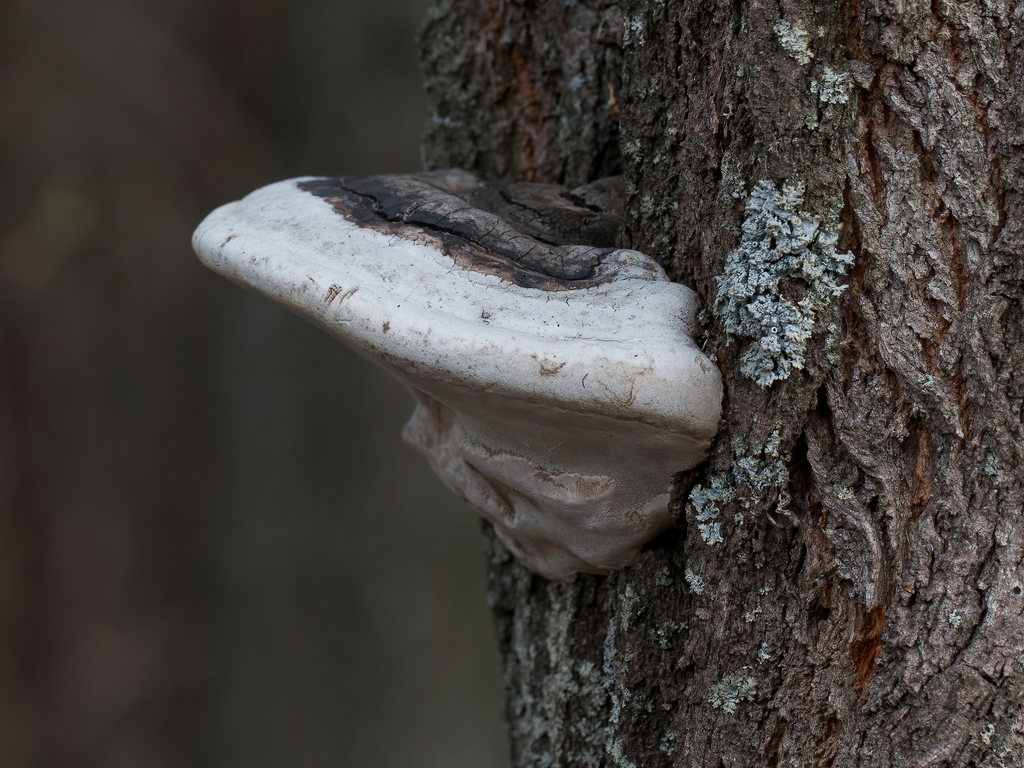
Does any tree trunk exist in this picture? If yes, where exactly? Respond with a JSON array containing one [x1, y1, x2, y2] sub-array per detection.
[[421, 0, 1024, 765]]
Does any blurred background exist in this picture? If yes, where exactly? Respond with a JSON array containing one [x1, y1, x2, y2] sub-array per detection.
[[0, 0, 510, 766]]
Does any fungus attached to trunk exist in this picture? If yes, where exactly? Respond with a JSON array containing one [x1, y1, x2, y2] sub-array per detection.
[[193, 170, 722, 580]]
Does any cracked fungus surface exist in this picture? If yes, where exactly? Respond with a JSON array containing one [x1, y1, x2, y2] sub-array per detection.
[[715, 180, 853, 387]]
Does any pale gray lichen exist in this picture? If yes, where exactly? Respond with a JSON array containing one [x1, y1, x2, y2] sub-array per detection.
[[811, 66, 853, 104], [650, 623, 676, 649], [775, 20, 814, 65], [984, 455, 1000, 476], [624, 15, 645, 46], [715, 181, 854, 387], [708, 673, 758, 714], [687, 430, 791, 535], [430, 112, 461, 128], [658, 730, 676, 757], [655, 566, 674, 587], [979, 723, 996, 747], [730, 431, 791, 513], [685, 569, 707, 595], [824, 321, 842, 364], [688, 475, 730, 545], [733, 455, 789, 507]]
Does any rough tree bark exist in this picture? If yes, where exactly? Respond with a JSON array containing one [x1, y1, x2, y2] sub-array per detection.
[[421, 1, 1024, 765]]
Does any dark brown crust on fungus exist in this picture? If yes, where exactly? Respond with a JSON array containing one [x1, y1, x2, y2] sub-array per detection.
[[298, 172, 638, 291]]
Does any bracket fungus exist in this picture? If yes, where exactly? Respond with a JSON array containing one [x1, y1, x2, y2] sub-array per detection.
[[193, 170, 722, 580]]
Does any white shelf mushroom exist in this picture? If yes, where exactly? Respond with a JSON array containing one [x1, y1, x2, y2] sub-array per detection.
[[193, 170, 722, 580]]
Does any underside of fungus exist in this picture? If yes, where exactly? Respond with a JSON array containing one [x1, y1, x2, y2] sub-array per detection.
[[193, 169, 723, 580]]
